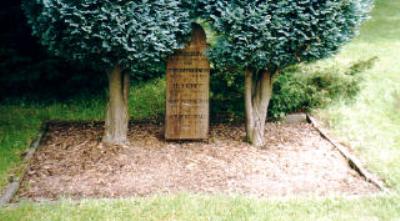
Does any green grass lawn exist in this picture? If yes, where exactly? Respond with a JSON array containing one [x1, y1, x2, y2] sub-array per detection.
[[315, 0, 400, 192], [0, 195, 400, 221], [1, 0, 400, 220]]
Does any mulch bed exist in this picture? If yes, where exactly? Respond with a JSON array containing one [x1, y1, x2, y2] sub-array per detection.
[[15, 122, 379, 201]]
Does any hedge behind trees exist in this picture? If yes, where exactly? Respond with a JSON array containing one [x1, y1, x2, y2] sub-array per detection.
[[210, 57, 376, 122]]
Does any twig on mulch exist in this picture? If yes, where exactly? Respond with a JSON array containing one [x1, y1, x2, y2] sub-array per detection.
[[306, 114, 389, 193], [0, 123, 48, 206]]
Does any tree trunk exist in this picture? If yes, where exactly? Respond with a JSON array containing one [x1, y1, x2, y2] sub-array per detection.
[[103, 65, 130, 145], [244, 68, 274, 147]]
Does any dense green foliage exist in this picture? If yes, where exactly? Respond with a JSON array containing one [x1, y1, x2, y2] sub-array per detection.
[[211, 57, 375, 121], [203, 0, 373, 73], [269, 57, 376, 118], [22, 0, 192, 75]]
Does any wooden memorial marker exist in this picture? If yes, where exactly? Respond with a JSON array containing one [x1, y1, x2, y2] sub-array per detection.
[[165, 24, 210, 140]]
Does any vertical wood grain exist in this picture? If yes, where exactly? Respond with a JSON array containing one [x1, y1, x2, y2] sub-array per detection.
[[165, 24, 210, 140]]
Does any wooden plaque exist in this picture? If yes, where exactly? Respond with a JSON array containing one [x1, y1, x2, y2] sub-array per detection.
[[165, 24, 210, 140]]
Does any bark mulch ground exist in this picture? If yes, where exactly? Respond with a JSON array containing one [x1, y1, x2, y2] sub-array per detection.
[[16, 122, 379, 201]]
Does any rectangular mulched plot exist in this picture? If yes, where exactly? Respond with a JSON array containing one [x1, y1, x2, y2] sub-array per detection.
[[15, 122, 379, 201]]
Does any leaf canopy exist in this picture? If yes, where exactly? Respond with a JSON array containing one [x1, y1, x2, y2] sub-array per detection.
[[23, 0, 373, 76], [199, 0, 373, 73], [23, 0, 192, 74]]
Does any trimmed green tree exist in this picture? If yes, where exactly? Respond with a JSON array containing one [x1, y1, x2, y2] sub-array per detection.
[[23, 0, 192, 145], [203, 0, 373, 146]]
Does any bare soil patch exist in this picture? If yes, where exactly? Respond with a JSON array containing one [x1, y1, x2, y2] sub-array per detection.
[[16, 122, 378, 201]]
